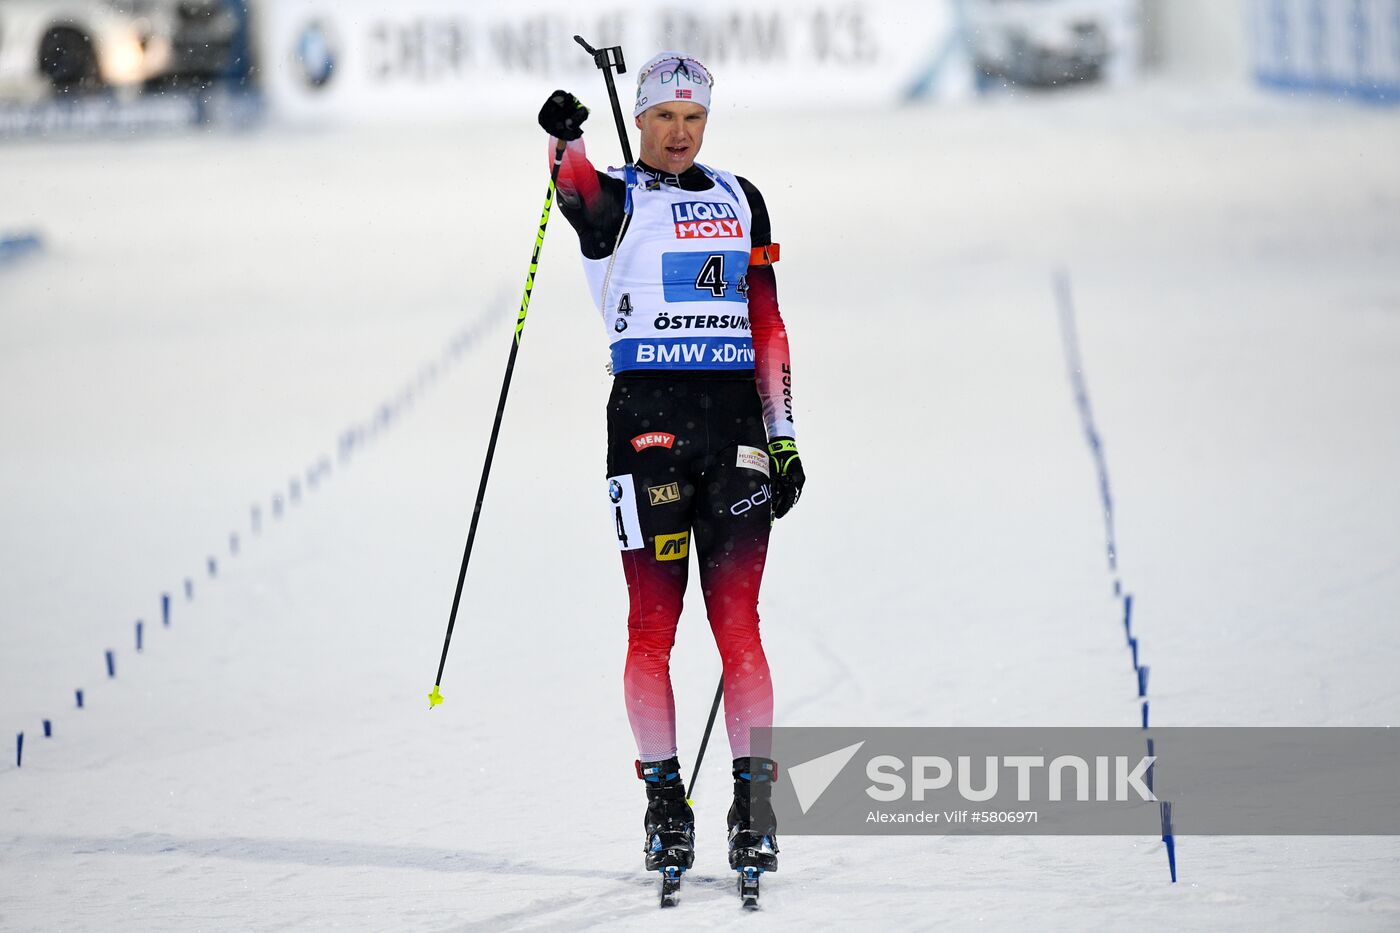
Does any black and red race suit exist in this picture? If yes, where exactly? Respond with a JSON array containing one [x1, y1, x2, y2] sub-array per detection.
[[553, 137, 795, 761]]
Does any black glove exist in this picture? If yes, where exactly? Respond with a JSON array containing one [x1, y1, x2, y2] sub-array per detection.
[[538, 90, 589, 141], [768, 437, 805, 519]]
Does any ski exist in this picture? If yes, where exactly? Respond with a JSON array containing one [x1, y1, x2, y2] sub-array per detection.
[[737, 866, 761, 909], [659, 866, 684, 908], [729, 836, 776, 910]]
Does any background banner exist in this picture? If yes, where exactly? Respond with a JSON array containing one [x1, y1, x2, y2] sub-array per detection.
[[256, 0, 971, 123], [1249, 0, 1400, 104]]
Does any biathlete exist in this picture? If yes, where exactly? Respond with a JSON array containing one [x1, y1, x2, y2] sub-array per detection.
[[538, 52, 806, 886]]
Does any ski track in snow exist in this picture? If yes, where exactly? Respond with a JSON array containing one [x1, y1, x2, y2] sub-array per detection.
[[3, 85, 1400, 930]]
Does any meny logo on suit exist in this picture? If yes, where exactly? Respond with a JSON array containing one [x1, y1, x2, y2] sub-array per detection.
[[673, 202, 744, 239]]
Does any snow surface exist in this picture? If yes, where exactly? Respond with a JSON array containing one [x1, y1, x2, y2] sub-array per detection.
[[3, 82, 1400, 930]]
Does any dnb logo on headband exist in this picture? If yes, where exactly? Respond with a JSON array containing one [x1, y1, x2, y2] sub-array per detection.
[[673, 202, 744, 239], [661, 59, 709, 88]]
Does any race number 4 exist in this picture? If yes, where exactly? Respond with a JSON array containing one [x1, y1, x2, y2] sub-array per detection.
[[695, 255, 728, 297], [661, 251, 750, 304]]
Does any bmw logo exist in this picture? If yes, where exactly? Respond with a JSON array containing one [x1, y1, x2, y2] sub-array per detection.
[[614, 317, 628, 333], [295, 20, 337, 89], [609, 480, 623, 503]]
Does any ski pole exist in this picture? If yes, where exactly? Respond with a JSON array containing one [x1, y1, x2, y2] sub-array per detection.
[[572, 36, 637, 332], [686, 677, 725, 804], [572, 36, 633, 164], [428, 138, 568, 709]]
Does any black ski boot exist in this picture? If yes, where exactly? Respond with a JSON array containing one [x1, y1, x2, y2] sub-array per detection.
[[727, 756, 779, 873], [638, 757, 695, 874]]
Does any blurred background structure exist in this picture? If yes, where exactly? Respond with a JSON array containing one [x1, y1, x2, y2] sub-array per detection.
[[1, 0, 1398, 135]]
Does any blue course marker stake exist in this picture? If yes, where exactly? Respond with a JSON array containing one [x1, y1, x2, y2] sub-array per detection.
[[105, 650, 116, 678], [15, 733, 21, 768], [1137, 665, 1150, 698], [1160, 801, 1178, 882], [273, 495, 283, 518], [251, 505, 261, 534], [290, 479, 301, 502], [230, 533, 239, 555], [1123, 594, 1134, 644], [0, 232, 43, 264], [1114, 579, 1122, 597], [1145, 737, 1155, 794], [162, 592, 171, 627], [1141, 700, 1150, 729], [185, 578, 194, 600], [207, 556, 217, 578], [136, 621, 144, 653], [1129, 637, 1139, 671], [43, 720, 52, 738], [76, 689, 84, 708]]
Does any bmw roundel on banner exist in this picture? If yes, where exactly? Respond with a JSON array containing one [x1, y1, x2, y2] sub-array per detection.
[[294, 20, 338, 90]]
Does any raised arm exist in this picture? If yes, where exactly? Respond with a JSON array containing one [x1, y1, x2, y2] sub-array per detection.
[[538, 90, 626, 260]]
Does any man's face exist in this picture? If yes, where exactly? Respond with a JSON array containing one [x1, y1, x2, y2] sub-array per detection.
[[635, 102, 708, 174]]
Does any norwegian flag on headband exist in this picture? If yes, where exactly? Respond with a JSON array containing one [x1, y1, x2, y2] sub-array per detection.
[[675, 89, 692, 99]]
